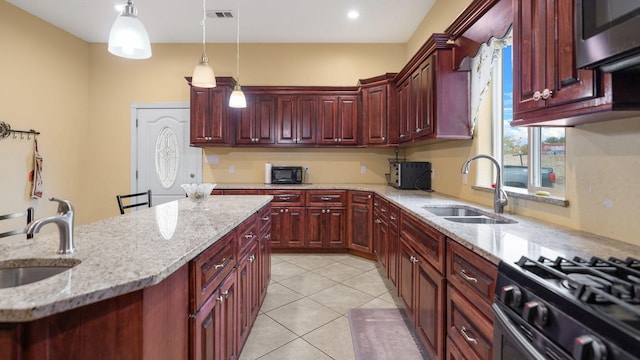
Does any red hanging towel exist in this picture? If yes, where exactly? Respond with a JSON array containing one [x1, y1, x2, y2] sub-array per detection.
[[30, 139, 43, 199]]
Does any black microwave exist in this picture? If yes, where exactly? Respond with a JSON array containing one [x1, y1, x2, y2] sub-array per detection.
[[271, 166, 303, 184], [576, 0, 640, 72]]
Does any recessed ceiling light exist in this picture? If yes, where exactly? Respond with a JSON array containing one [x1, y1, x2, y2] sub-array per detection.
[[347, 10, 360, 19]]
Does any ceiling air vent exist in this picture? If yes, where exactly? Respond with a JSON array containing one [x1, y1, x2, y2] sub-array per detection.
[[207, 10, 234, 19]]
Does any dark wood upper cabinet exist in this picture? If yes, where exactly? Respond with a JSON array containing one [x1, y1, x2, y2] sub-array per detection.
[[510, 0, 640, 126], [277, 95, 317, 145], [393, 34, 472, 143], [236, 94, 277, 145], [360, 74, 398, 146], [187, 77, 235, 146], [317, 95, 359, 146]]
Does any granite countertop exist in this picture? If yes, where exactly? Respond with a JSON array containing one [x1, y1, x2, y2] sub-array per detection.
[[2, 184, 639, 323], [218, 183, 640, 264], [0, 195, 273, 322]]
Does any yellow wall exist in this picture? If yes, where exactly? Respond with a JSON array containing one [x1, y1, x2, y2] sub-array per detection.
[[0, 2, 89, 234], [4, 0, 640, 247]]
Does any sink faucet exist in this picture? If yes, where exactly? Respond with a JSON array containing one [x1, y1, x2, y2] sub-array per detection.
[[26, 197, 75, 254], [461, 154, 508, 214]]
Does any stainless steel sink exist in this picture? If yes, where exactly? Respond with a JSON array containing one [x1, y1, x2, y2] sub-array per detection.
[[0, 259, 80, 289], [423, 206, 483, 217], [423, 205, 517, 224], [443, 216, 517, 224]]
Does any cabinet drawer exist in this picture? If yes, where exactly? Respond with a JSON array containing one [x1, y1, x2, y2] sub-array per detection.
[[265, 190, 305, 206], [307, 190, 347, 207], [257, 205, 271, 235], [447, 286, 493, 360], [190, 231, 236, 311], [351, 191, 373, 205], [373, 194, 388, 220], [400, 212, 445, 273], [237, 213, 258, 255], [446, 240, 497, 319], [223, 189, 264, 195]]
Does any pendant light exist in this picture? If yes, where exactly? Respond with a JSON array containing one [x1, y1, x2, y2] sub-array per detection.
[[108, 0, 152, 59], [228, 0, 247, 108], [192, 0, 216, 88]]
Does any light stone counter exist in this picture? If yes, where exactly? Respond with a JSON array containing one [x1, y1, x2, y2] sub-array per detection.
[[0, 195, 273, 322], [218, 183, 640, 265]]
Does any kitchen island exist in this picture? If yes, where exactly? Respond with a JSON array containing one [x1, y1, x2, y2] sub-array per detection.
[[0, 195, 273, 359]]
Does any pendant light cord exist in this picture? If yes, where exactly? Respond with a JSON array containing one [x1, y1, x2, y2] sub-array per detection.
[[235, 0, 241, 82], [201, 0, 207, 57]]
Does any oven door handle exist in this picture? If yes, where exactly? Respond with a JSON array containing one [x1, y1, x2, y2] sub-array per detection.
[[492, 303, 548, 360]]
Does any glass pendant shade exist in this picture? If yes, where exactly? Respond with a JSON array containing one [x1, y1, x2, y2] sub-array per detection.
[[108, 1, 152, 59], [229, 84, 247, 108], [192, 53, 216, 88]]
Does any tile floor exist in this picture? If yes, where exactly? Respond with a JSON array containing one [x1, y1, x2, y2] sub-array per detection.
[[239, 253, 405, 360]]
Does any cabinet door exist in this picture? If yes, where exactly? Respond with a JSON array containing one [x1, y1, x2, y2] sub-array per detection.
[[191, 287, 223, 360], [349, 202, 372, 253], [415, 253, 445, 360], [513, 0, 598, 117], [397, 79, 412, 143], [273, 207, 305, 248], [388, 219, 399, 286], [258, 231, 271, 303], [415, 58, 434, 139], [277, 96, 316, 145], [219, 271, 237, 360], [236, 246, 254, 352], [306, 207, 345, 248], [363, 84, 388, 145], [337, 96, 359, 145], [237, 95, 277, 145], [317, 96, 340, 144], [0, 325, 19, 360], [190, 87, 228, 145], [398, 239, 415, 319]]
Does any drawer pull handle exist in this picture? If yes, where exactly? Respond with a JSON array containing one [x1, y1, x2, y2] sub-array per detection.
[[262, 216, 269, 221], [320, 197, 332, 201], [214, 258, 227, 269], [381, 208, 387, 212], [244, 233, 254, 239], [217, 295, 224, 303], [375, 219, 382, 224], [249, 255, 256, 263], [460, 326, 478, 346], [460, 269, 478, 283], [410, 256, 419, 264], [390, 215, 397, 220]]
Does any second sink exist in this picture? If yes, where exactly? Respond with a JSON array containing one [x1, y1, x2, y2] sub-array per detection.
[[0, 259, 80, 289]]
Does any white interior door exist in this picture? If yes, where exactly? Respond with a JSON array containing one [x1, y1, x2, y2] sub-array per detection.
[[135, 106, 202, 206]]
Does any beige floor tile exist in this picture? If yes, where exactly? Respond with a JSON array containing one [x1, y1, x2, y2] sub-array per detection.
[[270, 255, 285, 265], [358, 296, 399, 309], [270, 261, 308, 282], [283, 254, 342, 270], [303, 316, 356, 360], [260, 282, 305, 312], [266, 297, 341, 336], [309, 283, 374, 315], [312, 261, 365, 282], [259, 338, 332, 360], [278, 271, 338, 296], [377, 290, 406, 308], [238, 314, 298, 360], [341, 269, 395, 297], [338, 255, 378, 271]]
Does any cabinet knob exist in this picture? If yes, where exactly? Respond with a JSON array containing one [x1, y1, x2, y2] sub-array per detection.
[[262, 216, 270, 221], [249, 255, 255, 262], [244, 233, 254, 239], [375, 219, 382, 224], [334, 138, 339, 142], [532, 89, 553, 101], [381, 136, 386, 141], [399, 134, 405, 138], [415, 127, 421, 132], [322, 209, 326, 213]]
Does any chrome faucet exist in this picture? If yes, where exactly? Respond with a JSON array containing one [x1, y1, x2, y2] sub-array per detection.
[[461, 154, 508, 214], [26, 197, 75, 254]]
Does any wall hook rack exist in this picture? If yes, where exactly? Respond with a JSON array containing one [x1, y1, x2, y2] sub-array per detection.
[[0, 121, 40, 141]]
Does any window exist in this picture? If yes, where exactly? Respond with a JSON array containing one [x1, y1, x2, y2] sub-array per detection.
[[493, 43, 565, 194]]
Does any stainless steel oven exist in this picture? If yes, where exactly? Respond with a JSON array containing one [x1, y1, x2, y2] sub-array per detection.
[[493, 256, 640, 360]]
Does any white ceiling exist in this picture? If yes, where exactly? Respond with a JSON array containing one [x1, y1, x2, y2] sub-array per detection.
[[7, 0, 437, 44]]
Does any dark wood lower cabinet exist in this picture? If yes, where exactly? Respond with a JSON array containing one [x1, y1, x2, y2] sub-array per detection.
[[270, 206, 306, 248], [191, 270, 237, 360], [398, 237, 445, 360], [348, 192, 373, 253], [306, 207, 346, 248]]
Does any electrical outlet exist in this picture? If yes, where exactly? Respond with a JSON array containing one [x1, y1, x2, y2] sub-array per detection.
[[431, 168, 435, 178], [304, 166, 310, 174]]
